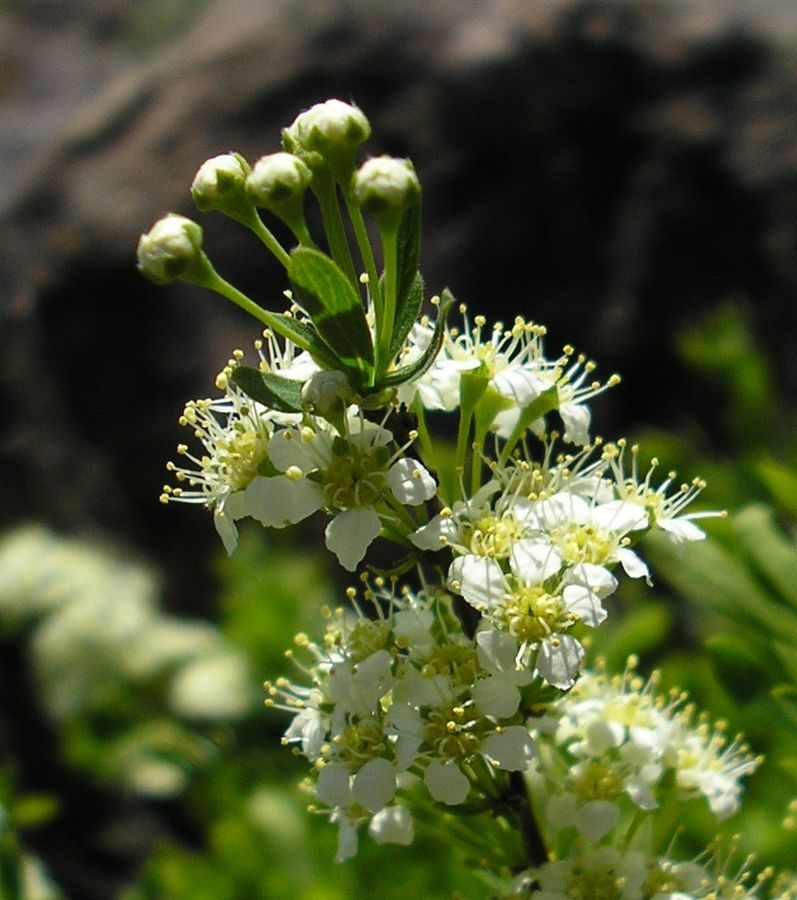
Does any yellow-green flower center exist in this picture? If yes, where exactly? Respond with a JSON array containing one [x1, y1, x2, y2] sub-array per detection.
[[322, 446, 387, 510], [564, 863, 623, 900], [465, 514, 524, 558], [498, 585, 572, 643], [573, 761, 623, 802], [554, 523, 614, 565], [334, 716, 385, 764], [424, 703, 487, 761], [421, 645, 479, 689]]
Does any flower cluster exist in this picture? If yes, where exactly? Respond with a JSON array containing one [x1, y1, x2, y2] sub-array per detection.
[[530, 660, 762, 845], [139, 98, 788, 891]]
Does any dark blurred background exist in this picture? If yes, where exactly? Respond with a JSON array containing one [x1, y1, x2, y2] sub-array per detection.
[[1, 0, 795, 895]]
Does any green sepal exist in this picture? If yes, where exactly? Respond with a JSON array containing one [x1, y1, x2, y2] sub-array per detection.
[[258, 310, 341, 372], [378, 289, 454, 389], [388, 271, 424, 362], [230, 366, 303, 413], [288, 247, 374, 389]]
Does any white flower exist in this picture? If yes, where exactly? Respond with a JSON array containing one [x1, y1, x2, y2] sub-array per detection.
[[245, 415, 435, 570], [352, 156, 420, 216], [368, 805, 414, 846], [168, 651, 254, 721], [448, 541, 612, 689], [424, 759, 471, 805]]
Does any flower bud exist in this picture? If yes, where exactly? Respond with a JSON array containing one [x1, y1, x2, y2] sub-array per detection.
[[301, 369, 355, 418], [283, 99, 370, 173], [137, 214, 204, 284], [247, 152, 313, 210], [191, 153, 250, 213], [352, 156, 420, 221]]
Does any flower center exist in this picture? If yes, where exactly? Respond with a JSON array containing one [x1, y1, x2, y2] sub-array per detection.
[[573, 761, 624, 801], [347, 619, 390, 662], [564, 863, 624, 900], [553, 523, 614, 565], [424, 703, 488, 761], [466, 514, 524, 558], [321, 445, 388, 510], [498, 585, 572, 643], [421, 645, 479, 688], [334, 716, 385, 764]]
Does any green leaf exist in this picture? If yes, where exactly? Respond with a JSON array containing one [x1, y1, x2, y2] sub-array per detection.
[[288, 247, 374, 388], [388, 271, 424, 362], [230, 367, 303, 413], [705, 632, 774, 702], [733, 503, 797, 610], [378, 289, 454, 389], [258, 311, 341, 371], [395, 198, 421, 314], [757, 458, 797, 520]]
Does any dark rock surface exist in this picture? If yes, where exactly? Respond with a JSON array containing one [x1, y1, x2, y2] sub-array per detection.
[[0, 1, 795, 894]]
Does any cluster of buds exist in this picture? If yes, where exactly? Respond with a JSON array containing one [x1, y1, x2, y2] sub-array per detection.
[[138, 99, 791, 892]]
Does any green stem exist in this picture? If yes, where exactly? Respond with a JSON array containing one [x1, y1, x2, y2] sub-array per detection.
[[242, 212, 291, 269], [377, 223, 400, 375], [189, 259, 276, 328], [343, 192, 381, 310], [313, 171, 357, 285], [454, 406, 474, 503]]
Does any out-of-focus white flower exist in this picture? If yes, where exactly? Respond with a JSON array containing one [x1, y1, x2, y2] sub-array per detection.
[[191, 152, 250, 212], [169, 651, 255, 721]]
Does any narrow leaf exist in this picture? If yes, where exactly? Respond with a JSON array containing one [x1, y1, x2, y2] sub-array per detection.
[[388, 271, 424, 362], [288, 247, 374, 387], [231, 367, 303, 413], [733, 504, 797, 610], [378, 289, 454, 389], [395, 198, 421, 312]]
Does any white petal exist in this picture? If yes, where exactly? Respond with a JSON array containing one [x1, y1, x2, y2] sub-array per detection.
[[214, 507, 239, 555], [575, 800, 620, 841], [449, 555, 506, 610], [536, 635, 584, 689], [352, 758, 396, 812], [562, 584, 607, 628], [387, 458, 437, 505], [410, 514, 457, 551], [476, 628, 519, 673], [424, 761, 470, 805], [509, 540, 563, 584], [325, 508, 381, 571], [317, 764, 351, 807], [659, 518, 706, 542], [245, 475, 321, 527], [592, 500, 648, 533], [267, 427, 320, 472], [615, 547, 651, 581], [368, 806, 414, 845], [493, 367, 548, 407], [480, 726, 535, 770], [559, 402, 591, 446], [334, 815, 359, 862], [472, 676, 520, 719]]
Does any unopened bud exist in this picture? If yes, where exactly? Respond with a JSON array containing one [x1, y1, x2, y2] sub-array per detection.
[[352, 156, 420, 221], [247, 152, 313, 210], [301, 369, 354, 418], [190, 152, 255, 227], [283, 99, 370, 175], [137, 214, 203, 284]]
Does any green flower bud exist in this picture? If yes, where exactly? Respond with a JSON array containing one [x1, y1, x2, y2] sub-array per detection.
[[136, 214, 204, 284], [301, 369, 355, 420], [283, 99, 371, 176], [247, 152, 313, 209], [352, 156, 420, 222], [191, 152, 251, 214]]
